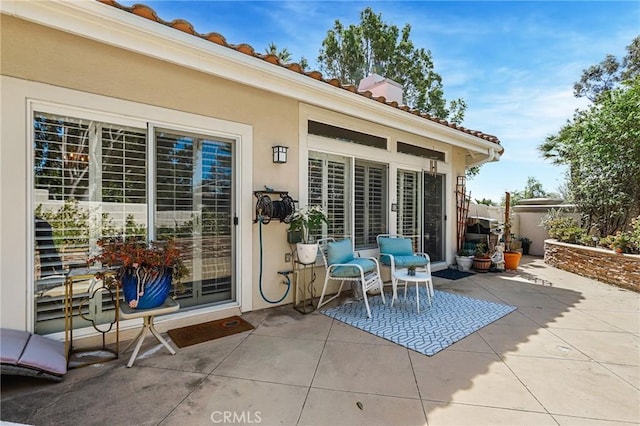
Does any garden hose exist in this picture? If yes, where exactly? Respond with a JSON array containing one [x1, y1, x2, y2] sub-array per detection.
[[258, 214, 290, 304]]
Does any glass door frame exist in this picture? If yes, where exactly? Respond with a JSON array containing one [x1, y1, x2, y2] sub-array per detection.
[[149, 125, 237, 309], [27, 94, 254, 335], [422, 172, 446, 262]]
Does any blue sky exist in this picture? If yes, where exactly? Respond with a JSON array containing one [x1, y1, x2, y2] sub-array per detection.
[[120, 0, 639, 203]]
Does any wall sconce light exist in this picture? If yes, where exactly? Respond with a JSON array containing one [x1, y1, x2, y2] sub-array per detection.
[[272, 145, 288, 164]]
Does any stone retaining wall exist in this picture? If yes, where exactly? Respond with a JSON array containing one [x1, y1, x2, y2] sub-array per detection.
[[544, 239, 639, 292]]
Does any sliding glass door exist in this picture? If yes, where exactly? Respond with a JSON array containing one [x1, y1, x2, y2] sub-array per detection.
[[423, 173, 445, 262], [155, 129, 235, 308], [396, 169, 445, 261]]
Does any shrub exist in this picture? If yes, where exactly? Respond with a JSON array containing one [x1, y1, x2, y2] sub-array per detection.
[[541, 209, 586, 243], [542, 210, 639, 254], [628, 216, 640, 253], [557, 226, 587, 244], [602, 216, 640, 254]]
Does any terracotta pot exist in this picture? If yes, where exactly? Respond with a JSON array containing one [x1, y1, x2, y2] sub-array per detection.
[[504, 251, 522, 270]]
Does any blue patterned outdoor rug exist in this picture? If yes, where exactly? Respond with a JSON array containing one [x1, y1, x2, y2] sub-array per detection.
[[321, 289, 516, 356]]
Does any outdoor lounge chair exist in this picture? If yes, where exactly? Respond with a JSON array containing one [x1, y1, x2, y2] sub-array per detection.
[[317, 238, 385, 318], [1, 328, 67, 381]]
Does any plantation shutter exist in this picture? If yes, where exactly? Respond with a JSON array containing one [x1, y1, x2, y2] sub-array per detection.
[[34, 113, 91, 272], [397, 169, 421, 235], [33, 111, 147, 334], [308, 152, 350, 240], [354, 160, 387, 249], [34, 113, 148, 270], [155, 132, 195, 217], [101, 124, 148, 239], [101, 127, 147, 205]]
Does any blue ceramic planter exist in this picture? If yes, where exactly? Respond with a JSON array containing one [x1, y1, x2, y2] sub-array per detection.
[[121, 267, 172, 309]]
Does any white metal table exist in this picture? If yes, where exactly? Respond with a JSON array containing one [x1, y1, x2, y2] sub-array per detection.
[[392, 270, 434, 313], [119, 297, 180, 367]]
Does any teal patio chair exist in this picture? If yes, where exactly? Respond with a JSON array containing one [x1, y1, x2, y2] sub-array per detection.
[[376, 234, 431, 305], [317, 238, 385, 318]]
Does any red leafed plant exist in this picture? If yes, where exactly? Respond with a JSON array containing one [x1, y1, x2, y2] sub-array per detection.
[[88, 237, 188, 291]]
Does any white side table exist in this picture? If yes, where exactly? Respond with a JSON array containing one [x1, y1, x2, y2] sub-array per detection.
[[392, 270, 434, 313], [119, 297, 180, 367]]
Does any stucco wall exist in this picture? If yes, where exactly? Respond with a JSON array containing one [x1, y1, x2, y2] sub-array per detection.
[[1, 13, 484, 333], [544, 240, 640, 292], [1, 15, 299, 328]]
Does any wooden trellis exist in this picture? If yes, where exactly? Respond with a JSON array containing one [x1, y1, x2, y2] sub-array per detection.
[[456, 176, 471, 252]]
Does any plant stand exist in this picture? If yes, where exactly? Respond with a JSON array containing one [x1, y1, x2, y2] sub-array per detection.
[[64, 268, 119, 369], [293, 261, 316, 314], [119, 297, 180, 367]]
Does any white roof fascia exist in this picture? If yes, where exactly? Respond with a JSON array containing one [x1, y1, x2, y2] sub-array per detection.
[[2, 0, 497, 156]]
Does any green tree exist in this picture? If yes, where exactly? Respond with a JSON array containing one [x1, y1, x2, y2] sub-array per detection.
[[265, 42, 308, 70], [475, 198, 496, 206], [540, 78, 640, 235], [573, 36, 639, 101], [317, 7, 466, 123], [501, 177, 549, 206]]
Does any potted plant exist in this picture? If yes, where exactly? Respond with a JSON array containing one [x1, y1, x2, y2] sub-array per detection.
[[89, 237, 188, 309], [502, 192, 522, 270], [407, 265, 417, 276], [455, 248, 474, 272], [472, 242, 492, 273], [519, 237, 532, 255], [288, 205, 328, 264]]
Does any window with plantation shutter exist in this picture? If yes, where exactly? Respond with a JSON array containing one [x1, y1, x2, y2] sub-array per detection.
[[32, 107, 241, 336], [33, 111, 148, 334], [354, 161, 387, 249], [102, 126, 147, 206], [397, 169, 421, 250], [308, 152, 351, 240], [308, 153, 387, 248]]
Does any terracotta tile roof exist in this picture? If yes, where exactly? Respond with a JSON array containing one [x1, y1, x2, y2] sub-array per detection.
[[98, 0, 501, 147]]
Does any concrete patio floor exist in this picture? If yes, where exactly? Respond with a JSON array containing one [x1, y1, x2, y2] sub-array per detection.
[[2, 256, 639, 426]]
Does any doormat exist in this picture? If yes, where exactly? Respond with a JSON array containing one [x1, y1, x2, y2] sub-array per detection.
[[322, 288, 516, 356], [167, 316, 254, 348], [432, 269, 475, 280]]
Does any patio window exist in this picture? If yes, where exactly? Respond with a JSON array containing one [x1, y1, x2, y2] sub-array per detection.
[[308, 153, 351, 240], [33, 111, 148, 334], [397, 169, 422, 251], [308, 152, 387, 250], [354, 160, 387, 249]]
